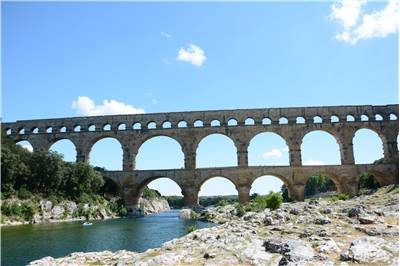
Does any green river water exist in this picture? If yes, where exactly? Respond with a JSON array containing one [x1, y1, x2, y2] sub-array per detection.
[[2, 210, 212, 266]]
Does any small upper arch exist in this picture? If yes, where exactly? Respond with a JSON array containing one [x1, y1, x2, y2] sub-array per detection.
[[162, 121, 172, 129], [147, 121, 157, 129], [262, 117, 272, 125], [313, 116, 323, 123], [178, 120, 188, 128], [31, 127, 39, 134], [389, 113, 398, 121], [296, 117, 305, 124], [346, 115, 355, 122], [245, 118, 255, 125], [118, 123, 126, 130], [211, 119, 221, 127], [133, 122, 142, 130], [331, 115, 339, 123], [227, 118, 238, 126], [73, 125, 81, 132], [375, 114, 383, 121], [194, 120, 204, 127], [279, 117, 288, 125]]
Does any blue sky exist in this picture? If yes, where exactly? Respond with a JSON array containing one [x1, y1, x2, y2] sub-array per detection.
[[3, 1, 398, 196]]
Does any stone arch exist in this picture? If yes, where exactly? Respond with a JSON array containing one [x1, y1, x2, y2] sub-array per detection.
[[196, 133, 238, 168], [331, 115, 339, 123], [194, 120, 204, 127], [211, 119, 221, 127], [360, 115, 369, 121], [147, 121, 157, 129], [136, 135, 184, 170], [245, 118, 255, 125], [353, 128, 384, 164], [279, 117, 288, 124], [262, 117, 272, 125], [137, 176, 184, 197], [304, 172, 340, 198], [60, 126, 67, 133], [73, 125, 81, 132], [248, 132, 290, 166], [49, 138, 77, 162], [250, 175, 286, 195], [16, 140, 34, 152], [198, 175, 239, 198], [88, 136, 123, 170], [118, 123, 126, 130], [228, 118, 238, 126], [375, 114, 383, 121], [46, 127, 52, 133], [296, 117, 305, 124], [178, 120, 187, 128], [389, 113, 398, 120], [313, 116, 322, 123], [162, 121, 172, 128], [31, 127, 39, 134], [133, 122, 141, 130], [301, 130, 341, 165], [5, 128, 12, 135], [103, 123, 111, 131], [88, 124, 96, 131]]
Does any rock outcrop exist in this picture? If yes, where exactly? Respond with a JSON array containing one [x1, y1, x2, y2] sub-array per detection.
[[139, 197, 170, 215], [29, 185, 399, 266]]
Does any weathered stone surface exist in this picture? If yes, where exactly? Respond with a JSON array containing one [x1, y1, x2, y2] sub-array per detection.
[[4, 104, 398, 210], [179, 209, 192, 219]]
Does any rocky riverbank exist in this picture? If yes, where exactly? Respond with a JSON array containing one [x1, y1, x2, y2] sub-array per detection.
[[29, 185, 399, 265], [2, 197, 170, 226]]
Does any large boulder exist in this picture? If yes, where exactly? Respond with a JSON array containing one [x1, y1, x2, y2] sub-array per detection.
[[179, 209, 192, 219], [340, 237, 397, 264], [279, 239, 314, 265]]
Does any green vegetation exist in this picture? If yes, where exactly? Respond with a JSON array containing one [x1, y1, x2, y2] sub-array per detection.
[[164, 196, 185, 209], [199, 195, 238, 207], [235, 191, 283, 216], [186, 224, 197, 233], [304, 174, 336, 197], [359, 173, 381, 190], [142, 186, 161, 198], [1, 133, 127, 221]]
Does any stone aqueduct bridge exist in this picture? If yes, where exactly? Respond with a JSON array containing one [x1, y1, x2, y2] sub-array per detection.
[[2, 104, 399, 212]]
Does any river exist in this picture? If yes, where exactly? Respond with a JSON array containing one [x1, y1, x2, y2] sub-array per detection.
[[1, 210, 212, 266]]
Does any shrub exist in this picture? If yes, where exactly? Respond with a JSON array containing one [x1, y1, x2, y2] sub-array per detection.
[[329, 195, 339, 202], [235, 204, 245, 217], [18, 186, 32, 199], [265, 192, 283, 210], [186, 224, 197, 233], [338, 193, 349, 200], [142, 186, 161, 199], [20, 202, 38, 221], [217, 199, 229, 207], [78, 193, 93, 204]]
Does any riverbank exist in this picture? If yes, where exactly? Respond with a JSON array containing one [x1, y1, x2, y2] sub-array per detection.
[[1, 196, 170, 226], [29, 185, 399, 265]]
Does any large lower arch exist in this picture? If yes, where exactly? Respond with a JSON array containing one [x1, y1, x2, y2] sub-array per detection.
[[353, 128, 384, 164], [196, 133, 237, 168], [16, 140, 33, 152], [198, 176, 239, 206], [304, 173, 339, 198], [248, 132, 289, 166], [301, 130, 341, 165], [250, 175, 284, 195], [49, 139, 77, 162], [89, 137, 123, 170], [136, 136, 184, 170]]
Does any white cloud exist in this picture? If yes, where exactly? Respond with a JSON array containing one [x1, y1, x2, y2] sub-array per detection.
[[22, 145, 33, 152], [161, 32, 172, 38], [330, 0, 399, 44], [262, 148, 283, 159], [177, 44, 206, 66], [304, 159, 325, 166], [71, 96, 145, 116]]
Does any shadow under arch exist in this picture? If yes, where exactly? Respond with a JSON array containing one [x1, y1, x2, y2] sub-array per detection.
[[303, 171, 340, 198], [196, 133, 238, 168], [135, 135, 185, 170]]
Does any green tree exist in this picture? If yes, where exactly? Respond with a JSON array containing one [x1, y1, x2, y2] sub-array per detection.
[[281, 185, 290, 202], [304, 174, 336, 197]]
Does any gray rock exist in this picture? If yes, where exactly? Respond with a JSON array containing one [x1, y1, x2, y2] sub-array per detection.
[[340, 237, 394, 264], [348, 205, 364, 218], [263, 238, 284, 253], [264, 216, 273, 226], [314, 216, 331, 225], [51, 205, 64, 219], [279, 239, 314, 265], [358, 215, 376, 224], [203, 252, 216, 259], [289, 208, 300, 215], [40, 200, 52, 212], [179, 209, 192, 219]]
